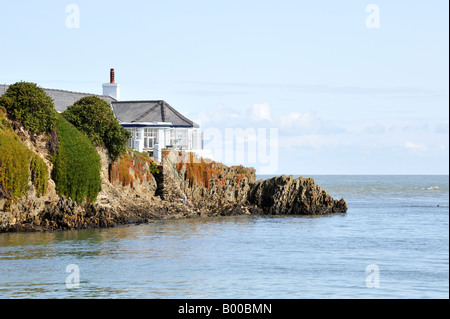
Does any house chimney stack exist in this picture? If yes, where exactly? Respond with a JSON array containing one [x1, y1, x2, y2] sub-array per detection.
[[102, 68, 120, 100]]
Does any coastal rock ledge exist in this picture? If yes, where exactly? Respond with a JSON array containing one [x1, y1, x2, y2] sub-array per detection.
[[0, 148, 347, 233], [248, 175, 348, 215]]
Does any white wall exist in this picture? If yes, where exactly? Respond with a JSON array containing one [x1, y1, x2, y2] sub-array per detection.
[[102, 83, 120, 100]]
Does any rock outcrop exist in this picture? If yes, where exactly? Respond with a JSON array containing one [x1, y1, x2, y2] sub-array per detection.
[[155, 151, 347, 217], [248, 175, 348, 215], [1, 127, 347, 233]]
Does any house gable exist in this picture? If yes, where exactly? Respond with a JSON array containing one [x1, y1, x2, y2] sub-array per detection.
[[111, 100, 199, 128]]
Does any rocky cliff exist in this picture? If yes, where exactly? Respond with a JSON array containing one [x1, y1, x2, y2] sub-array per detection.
[[161, 151, 347, 216], [0, 120, 347, 233], [248, 175, 348, 215]]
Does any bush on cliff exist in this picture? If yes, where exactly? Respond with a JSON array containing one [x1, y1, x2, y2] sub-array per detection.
[[52, 114, 101, 204], [30, 153, 49, 197], [62, 96, 131, 161], [0, 82, 57, 134], [0, 107, 48, 200]]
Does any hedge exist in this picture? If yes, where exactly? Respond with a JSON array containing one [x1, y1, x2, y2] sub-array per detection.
[[52, 114, 101, 204], [0, 107, 48, 199]]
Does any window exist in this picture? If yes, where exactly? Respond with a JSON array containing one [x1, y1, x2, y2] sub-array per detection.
[[163, 128, 195, 150], [125, 128, 136, 149], [143, 128, 157, 149], [167, 129, 188, 149], [165, 129, 172, 147], [144, 128, 156, 138]]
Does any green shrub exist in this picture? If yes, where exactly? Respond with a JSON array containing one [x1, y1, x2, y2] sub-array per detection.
[[0, 82, 57, 134], [63, 96, 130, 161], [0, 128, 31, 199], [30, 154, 49, 197], [149, 159, 160, 176], [0, 108, 48, 199], [52, 114, 101, 204]]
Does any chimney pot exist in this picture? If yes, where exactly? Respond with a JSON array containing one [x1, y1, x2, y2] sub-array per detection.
[[110, 68, 115, 83], [103, 68, 120, 100]]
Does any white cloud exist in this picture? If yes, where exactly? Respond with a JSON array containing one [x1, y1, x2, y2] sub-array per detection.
[[193, 104, 242, 128], [278, 112, 315, 131], [405, 141, 428, 151], [195, 103, 447, 154], [249, 103, 271, 122]]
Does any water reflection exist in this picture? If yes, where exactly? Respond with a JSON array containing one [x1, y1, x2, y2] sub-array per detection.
[[0, 231, 58, 248], [0, 202, 447, 299], [0, 215, 325, 263]]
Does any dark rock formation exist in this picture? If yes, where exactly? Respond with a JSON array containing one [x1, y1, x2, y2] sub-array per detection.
[[248, 175, 347, 215]]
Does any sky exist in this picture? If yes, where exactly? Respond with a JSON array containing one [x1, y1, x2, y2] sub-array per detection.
[[0, 0, 448, 175]]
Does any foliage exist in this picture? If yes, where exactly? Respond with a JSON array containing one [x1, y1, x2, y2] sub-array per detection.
[[52, 114, 101, 204], [109, 150, 159, 187], [184, 153, 218, 189], [0, 108, 48, 200], [0, 127, 31, 199], [175, 152, 251, 189], [110, 153, 134, 187], [30, 154, 49, 197], [0, 82, 57, 134], [62, 96, 131, 161], [129, 150, 160, 176], [103, 124, 131, 161], [149, 159, 160, 176]]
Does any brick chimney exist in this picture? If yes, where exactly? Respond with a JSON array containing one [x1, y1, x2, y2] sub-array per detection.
[[102, 68, 120, 100], [110, 68, 115, 83]]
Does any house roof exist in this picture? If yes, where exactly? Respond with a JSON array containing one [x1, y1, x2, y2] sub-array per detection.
[[111, 100, 199, 128], [1, 84, 198, 128], [47, 89, 116, 112], [0, 84, 116, 112]]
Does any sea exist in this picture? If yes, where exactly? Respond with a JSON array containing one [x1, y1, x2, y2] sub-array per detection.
[[0, 175, 448, 299]]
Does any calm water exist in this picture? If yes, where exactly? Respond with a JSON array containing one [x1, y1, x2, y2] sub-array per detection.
[[0, 175, 448, 298]]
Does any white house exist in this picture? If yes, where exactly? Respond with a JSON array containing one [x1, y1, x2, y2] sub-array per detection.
[[0, 69, 212, 162], [102, 69, 211, 161]]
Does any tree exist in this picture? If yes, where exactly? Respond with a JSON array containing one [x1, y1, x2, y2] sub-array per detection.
[[63, 96, 131, 161], [0, 81, 57, 134]]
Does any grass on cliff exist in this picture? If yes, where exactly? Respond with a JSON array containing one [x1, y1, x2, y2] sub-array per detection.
[[174, 152, 252, 189], [174, 153, 219, 189], [109, 150, 159, 188], [0, 107, 48, 200], [52, 114, 101, 204]]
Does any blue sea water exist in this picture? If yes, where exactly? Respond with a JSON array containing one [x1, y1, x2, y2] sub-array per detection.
[[0, 175, 448, 299]]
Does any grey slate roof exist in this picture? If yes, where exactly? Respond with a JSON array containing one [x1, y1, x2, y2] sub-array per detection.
[[0, 84, 116, 112], [0, 84, 198, 128], [46, 88, 116, 112], [111, 100, 199, 128]]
